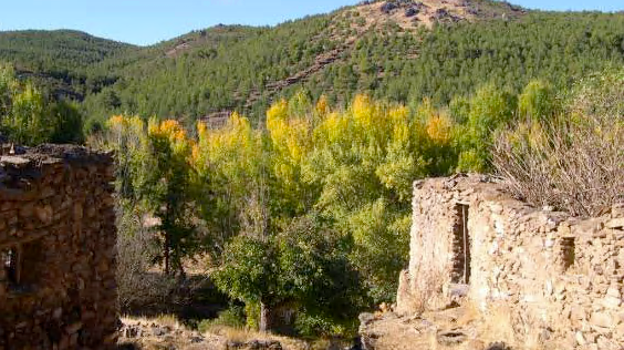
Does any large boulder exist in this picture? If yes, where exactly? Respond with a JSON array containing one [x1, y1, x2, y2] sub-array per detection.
[[405, 7, 419, 17], [381, 2, 398, 13]]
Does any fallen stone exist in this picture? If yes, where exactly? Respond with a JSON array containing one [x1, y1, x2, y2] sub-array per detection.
[[65, 322, 83, 335], [405, 7, 419, 17], [602, 296, 622, 309], [596, 335, 620, 350], [359, 312, 376, 326], [437, 330, 467, 346], [590, 312, 614, 328], [606, 218, 624, 229], [0, 156, 31, 166], [607, 287, 621, 298], [485, 342, 513, 350], [575, 331, 586, 345]]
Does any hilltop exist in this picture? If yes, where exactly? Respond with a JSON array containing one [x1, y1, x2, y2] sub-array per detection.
[[1, 0, 623, 127]]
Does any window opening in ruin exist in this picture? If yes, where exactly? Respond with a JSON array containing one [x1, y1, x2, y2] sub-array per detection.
[[451, 203, 471, 284], [1, 246, 21, 286], [561, 237, 576, 271]]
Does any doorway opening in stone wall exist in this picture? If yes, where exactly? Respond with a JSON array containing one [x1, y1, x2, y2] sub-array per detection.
[[1, 246, 21, 287], [451, 203, 471, 284], [561, 237, 576, 272], [1, 240, 41, 292]]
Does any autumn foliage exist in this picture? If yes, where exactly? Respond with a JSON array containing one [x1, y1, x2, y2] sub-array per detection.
[[105, 79, 569, 334]]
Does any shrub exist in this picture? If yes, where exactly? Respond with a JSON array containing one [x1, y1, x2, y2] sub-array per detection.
[[0, 64, 84, 145], [493, 70, 624, 216], [197, 305, 246, 333], [294, 313, 355, 338], [517, 80, 558, 122], [116, 210, 177, 312]]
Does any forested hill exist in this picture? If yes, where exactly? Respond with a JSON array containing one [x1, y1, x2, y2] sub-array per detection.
[[2, 0, 624, 128], [0, 30, 137, 99], [0, 30, 135, 70]]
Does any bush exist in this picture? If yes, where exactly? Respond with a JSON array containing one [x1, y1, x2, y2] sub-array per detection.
[[0, 64, 84, 145], [244, 301, 261, 331], [198, 305, 246, 333], [493, 70, 624, 216], [116, 210, 177, 312], [294, 313, 355, 338]]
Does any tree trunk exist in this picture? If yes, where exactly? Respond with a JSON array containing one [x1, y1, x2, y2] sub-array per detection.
[[164, 232, 170, 276], [176, 262, 186, 282], [163, 202, 172, 276], [259, 301, 274, 333]]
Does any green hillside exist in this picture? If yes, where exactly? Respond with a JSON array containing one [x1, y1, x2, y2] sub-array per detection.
[[0, 30, 137, 99], [1, 0, 624, 128], [0, 29, 135, 71], [82, 0, 528, 123]]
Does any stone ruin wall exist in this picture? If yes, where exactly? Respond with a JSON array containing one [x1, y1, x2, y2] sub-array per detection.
[[397, 175, 624, 349], [0, 145, 118, 349]]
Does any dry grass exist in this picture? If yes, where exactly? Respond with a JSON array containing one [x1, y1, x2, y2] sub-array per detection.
[[206, 326, 250, 343], [120, 315, 310, 350], [205, 325, 309, 350], [121, 314, 184, 330], [454, 302, 480, 326]]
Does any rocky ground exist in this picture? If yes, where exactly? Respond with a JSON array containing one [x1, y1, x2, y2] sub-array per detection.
[[117, 318, 315, 350], [359, 305, 515, 350], [117, 306, 514, 350]]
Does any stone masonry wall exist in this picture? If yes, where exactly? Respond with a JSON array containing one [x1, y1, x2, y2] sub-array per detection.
[[397, 175, 624, 349], [396, 176, 460, 314], [0, 145, 118, 349]]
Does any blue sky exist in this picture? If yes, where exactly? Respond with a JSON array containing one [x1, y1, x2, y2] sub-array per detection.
[[0, 0, 622, 46]]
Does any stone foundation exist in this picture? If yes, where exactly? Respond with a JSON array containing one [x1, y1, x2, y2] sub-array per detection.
[[0, 145, 118, 349], [397, 175, 624, 349]]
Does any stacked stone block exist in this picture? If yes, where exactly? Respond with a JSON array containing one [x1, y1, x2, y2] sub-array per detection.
[[397, 175, 624, 349], [0, 145, 118, 350]]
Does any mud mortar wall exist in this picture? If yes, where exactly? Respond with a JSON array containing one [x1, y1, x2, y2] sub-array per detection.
[[0, 145, 118, 349], [397, 175, 624, 349]]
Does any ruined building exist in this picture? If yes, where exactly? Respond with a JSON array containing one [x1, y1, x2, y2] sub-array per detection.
[[0, 145, 118, 349], [394, 175, 623, 349]]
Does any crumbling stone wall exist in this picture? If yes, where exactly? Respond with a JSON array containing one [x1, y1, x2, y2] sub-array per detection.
[[397, 175, 624, 349], [0, 145, 118, 349]]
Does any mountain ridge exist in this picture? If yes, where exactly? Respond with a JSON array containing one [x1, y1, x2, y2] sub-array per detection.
[[1, 0, 624, 129]]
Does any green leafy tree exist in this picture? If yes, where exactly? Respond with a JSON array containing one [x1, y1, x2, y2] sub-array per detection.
[[50, 100, 84, 144], [107, 116, 197, 277], [3, 83, 51, 144], [213, 215, 362, 335], [212, 234, 277, 332], [518, 80, 558, 122], [144, 119, 197, 276], [0, 64, 84, 145], [457, 84, 516, 172]]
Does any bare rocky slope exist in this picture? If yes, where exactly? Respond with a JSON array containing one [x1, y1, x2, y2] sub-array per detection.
[[239, 0, 525, 111]]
